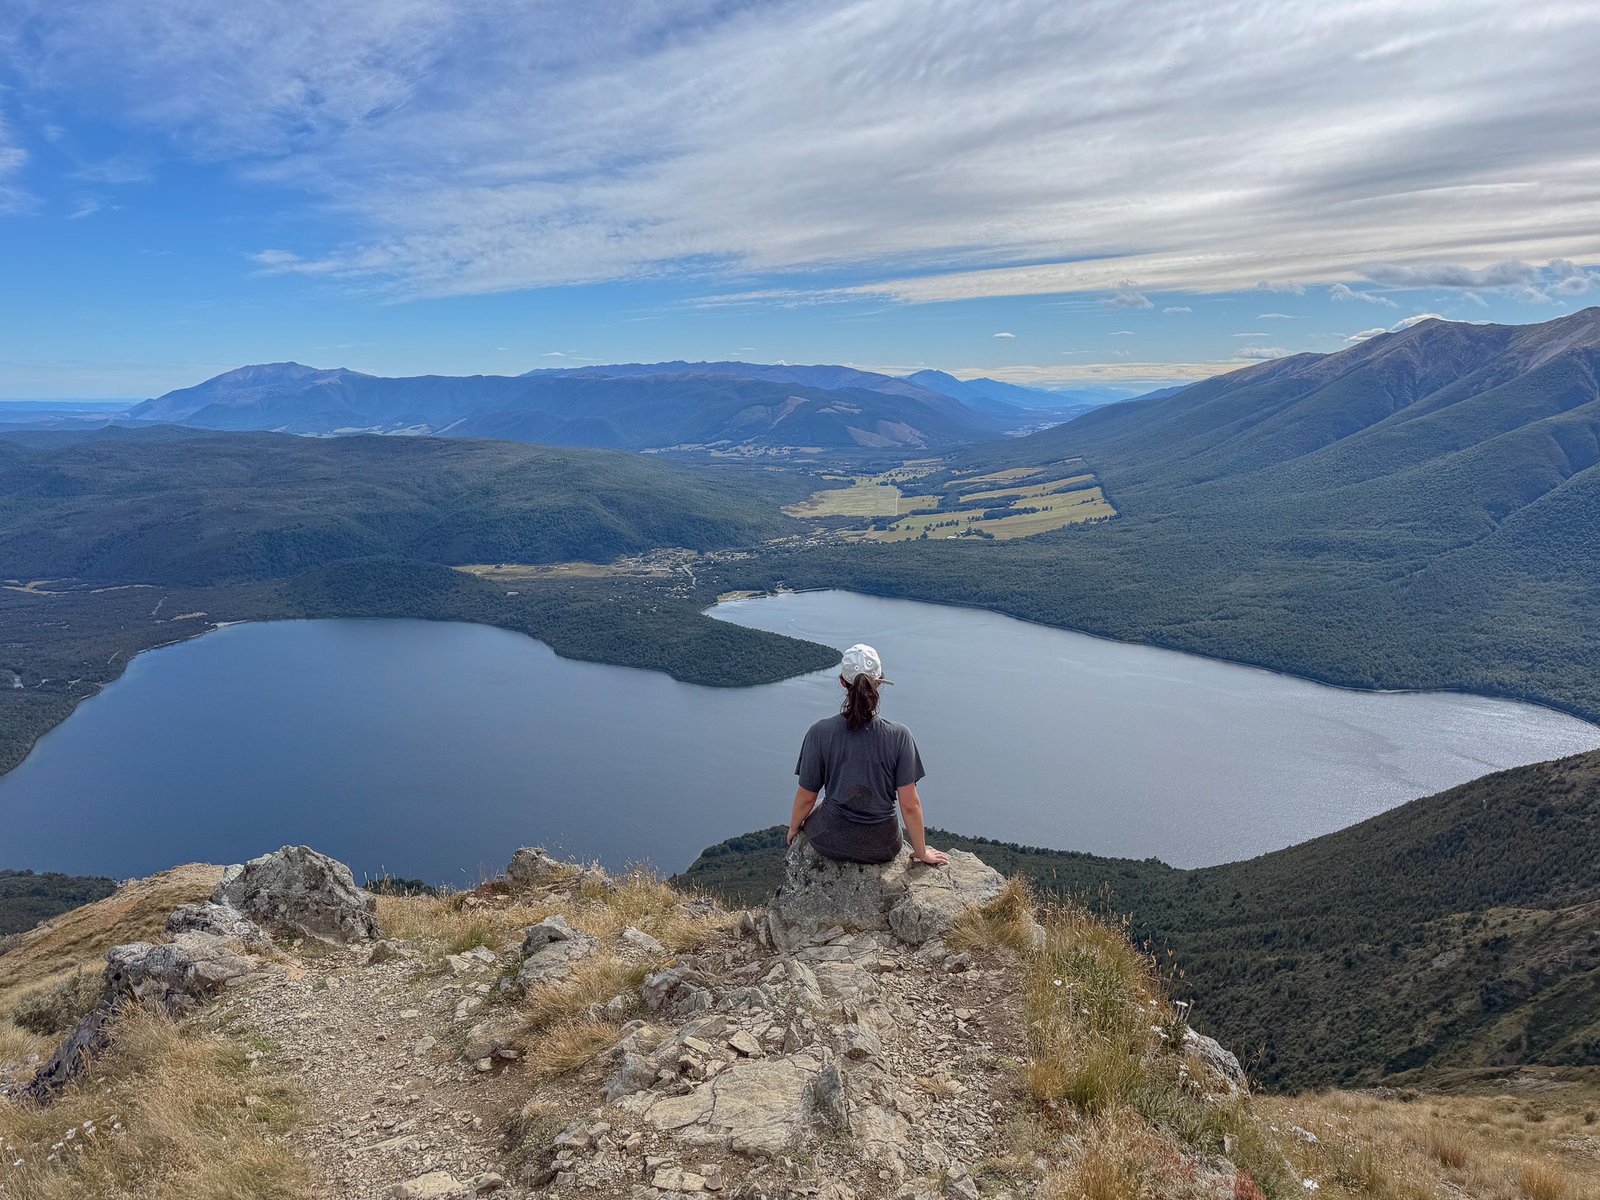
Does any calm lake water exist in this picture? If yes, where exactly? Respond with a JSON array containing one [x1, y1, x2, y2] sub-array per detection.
[[2, 590, 1595, 883]]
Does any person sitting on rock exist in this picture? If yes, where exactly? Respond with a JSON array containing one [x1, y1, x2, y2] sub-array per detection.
[[787, 642, 950, 866]]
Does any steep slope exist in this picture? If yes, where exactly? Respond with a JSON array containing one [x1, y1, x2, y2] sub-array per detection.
[[130, 362, 1013, 450], [748, 309, 1600, 722], [679, 747, 1600, 1091]]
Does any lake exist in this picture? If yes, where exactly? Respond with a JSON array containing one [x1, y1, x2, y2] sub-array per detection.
[[1, 590, 1595, 883]]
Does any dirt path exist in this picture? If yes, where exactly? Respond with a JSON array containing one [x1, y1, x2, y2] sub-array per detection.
[[214, 947, 529, 1200]]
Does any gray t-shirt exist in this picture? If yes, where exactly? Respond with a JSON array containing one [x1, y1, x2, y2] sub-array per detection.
[[795, 714, 926, 825]]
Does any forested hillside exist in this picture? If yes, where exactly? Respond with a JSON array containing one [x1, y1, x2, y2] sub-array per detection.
[[678, 748, 1600, 1091], [0, 428, 806, 585], [726, 309, 1600, 722]]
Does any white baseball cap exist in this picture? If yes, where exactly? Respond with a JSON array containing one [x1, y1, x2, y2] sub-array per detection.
[[839, 643, 892, 685]]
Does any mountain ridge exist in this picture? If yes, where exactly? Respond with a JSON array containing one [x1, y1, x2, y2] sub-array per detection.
[[128, 360, 1084, 451]]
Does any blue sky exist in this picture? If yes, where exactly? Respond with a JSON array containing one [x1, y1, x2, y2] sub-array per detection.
[[2, 0, 1598, 399]]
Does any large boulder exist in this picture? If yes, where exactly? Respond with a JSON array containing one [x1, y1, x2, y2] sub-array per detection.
[[1183, 1027, 1248, 1095], [515, 916, 598, 989], [214, 845, 379, 944], [767, 838, 1004, 950], [504, 847, 578, 888], [166, 900, 274, 951], [23, 932, 262, 1102], [622, 1046, 840, 1155]]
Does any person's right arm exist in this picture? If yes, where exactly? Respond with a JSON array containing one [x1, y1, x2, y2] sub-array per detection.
[[788, 787, 819, 845], [897, 783, 949, 865]]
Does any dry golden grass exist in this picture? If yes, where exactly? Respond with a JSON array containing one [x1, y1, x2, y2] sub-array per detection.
[[373, 891, 559, 958], [562, 870, 734, 953], [1, 865, 220, 1068], [956, 881, 1299, 1198], [374, 866, 728, 963], [520, 1018, 624, 1080], [520, 956, 650, 1034], [1260, 1084, 1600, 1199], [0, 1006, 305, 1200], [914, 1074, 962, 1099]]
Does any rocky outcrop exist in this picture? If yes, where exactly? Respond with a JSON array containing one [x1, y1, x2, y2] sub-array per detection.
[[1184, 1027, 1248, 1096], [504, 846, 577, 888], [624, 1045, 840, 1155], [515, 915, 599, 990], [166, 899, 276, 950], [214, 844, 380, 944], [766, 837, 1006, 951], [24, 845, 373, 1103], [22, 927, 266, 1103]]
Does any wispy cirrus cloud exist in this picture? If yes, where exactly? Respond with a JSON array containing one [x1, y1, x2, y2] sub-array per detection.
[[5, 0, 1600, 305], [0, 107, 29, 213], [1329, 282, 1397, 307], [1346, 312, 1450, 342]]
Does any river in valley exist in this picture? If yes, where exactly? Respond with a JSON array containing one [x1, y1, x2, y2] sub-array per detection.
[[1, 590, 1595, 884]]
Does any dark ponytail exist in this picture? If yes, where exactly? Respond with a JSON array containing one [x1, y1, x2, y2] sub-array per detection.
[[842, 674, 881, 732]]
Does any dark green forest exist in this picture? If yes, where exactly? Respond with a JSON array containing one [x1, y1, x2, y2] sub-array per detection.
[[0, 869, 116, 937], [0, 427, 811, 585], [677, 748, 1600, 1091], [717, 314, 1600, 723]]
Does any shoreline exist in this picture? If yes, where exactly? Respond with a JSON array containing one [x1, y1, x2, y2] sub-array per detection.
[[705, 585, 1600, 728]]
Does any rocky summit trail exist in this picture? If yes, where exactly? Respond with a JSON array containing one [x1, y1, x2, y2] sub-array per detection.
[[7, 840, 1251, 1200]]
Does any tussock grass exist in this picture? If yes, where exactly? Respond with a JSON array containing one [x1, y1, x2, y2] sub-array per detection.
[[373, 891, 557, 957], [566, 869, 733, 954], [373, 864, 728, 964], [1260, 1087, 1600, 1200], [962, 881, 1298, 1198], [520, 1018, 623, 1080], [0, 1006, 305, 1200], [947, 876, 1038, 956], [1042, 1109, 1168, 1200], [521, 957, 649, 1034], [10, 972, 102, 1037]]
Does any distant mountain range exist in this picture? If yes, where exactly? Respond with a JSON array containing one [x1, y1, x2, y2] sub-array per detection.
[[127, 360, 1098, 452]]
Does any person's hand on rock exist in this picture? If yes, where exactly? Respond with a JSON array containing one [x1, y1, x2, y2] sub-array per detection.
[[912, 847, 949, 866]]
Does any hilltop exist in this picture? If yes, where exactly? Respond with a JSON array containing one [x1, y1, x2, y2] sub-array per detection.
[[5, 841, 1597, 1200], [678, 748, 1600, 1092]]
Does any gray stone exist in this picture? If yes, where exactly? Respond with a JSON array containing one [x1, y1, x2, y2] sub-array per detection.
[[106, 933, 260, 1013], [365, 938, 419, 966], [642, 966, 716, 1017], [812, 1061, 850, 1131], [1183, 1027, 1247, 1094], [768, 839, 1003, 950], [516, 920, 598, 989], [391, 1171, 465, 1199], [625, 1047, 837, 1155], [621, 925, 667, 955], [605, 1052, 659, 1102], [521, 914, 581, 955], [840, 1025, 882, 1061], [24, 931, 262, 1102], [505, 846, 578, 887], [213, 845, 379, 944], [164, 901, 273, 950]]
